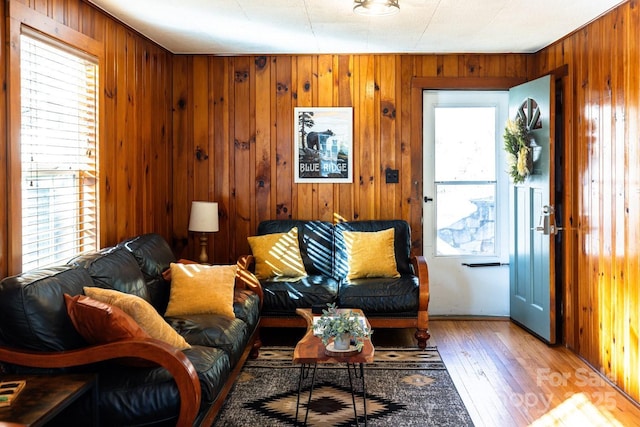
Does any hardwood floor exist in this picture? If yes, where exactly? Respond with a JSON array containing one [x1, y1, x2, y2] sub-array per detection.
[[261, 319, 640, 426], [429, 319, 640, 427]]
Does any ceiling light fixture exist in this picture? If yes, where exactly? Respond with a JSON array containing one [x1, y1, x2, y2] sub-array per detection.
[[353, 0, 400, 16]]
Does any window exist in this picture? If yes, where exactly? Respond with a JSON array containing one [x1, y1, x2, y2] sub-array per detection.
[[434, 106, 498, 256], [20, 31, 99, 271]]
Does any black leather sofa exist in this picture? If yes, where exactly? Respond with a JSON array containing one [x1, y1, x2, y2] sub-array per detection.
[[239, 219, 430, 348], [0, 233, 261, 426]]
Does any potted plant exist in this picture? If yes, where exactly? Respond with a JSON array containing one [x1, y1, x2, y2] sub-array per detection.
[[315, 303, 372, 352]]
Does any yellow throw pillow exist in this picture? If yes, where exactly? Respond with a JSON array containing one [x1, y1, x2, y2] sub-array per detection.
[[247, 227, 307, 280], [64, 294, 152, 344], [83, 286, 191, 350], [164, 263, 237, 318], [343, 228, 401, 280]]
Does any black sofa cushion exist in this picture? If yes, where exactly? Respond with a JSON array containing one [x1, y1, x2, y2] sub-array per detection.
[[119, 233, 176, 313], [0, 266, 92, 351], [255, 220, 338, 315], [259, 275, 339, 315], [69, 247, 151, 303], [233, 289, 261, 327], [119, 233, 176, 279], [337, 275, 420, 313], [166, 315, 249, 367]]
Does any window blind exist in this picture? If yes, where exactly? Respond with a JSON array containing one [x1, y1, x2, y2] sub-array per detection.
[[20, 31, 99, 271]]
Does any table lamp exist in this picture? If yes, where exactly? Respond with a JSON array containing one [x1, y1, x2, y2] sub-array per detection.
[[188, 201, 219, 263]]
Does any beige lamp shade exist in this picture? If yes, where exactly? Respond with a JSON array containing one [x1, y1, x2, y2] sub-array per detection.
[[188, 201, 219, 233]]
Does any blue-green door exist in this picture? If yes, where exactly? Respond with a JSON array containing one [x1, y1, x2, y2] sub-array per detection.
[[509, 75, 558, 344]]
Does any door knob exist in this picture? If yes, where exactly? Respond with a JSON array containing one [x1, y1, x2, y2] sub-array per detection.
[[535, 204, 562, 235]]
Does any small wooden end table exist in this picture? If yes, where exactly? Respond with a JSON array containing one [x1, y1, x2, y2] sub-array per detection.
[[293, 308, 374, 426], [0, 373, 98, 427]]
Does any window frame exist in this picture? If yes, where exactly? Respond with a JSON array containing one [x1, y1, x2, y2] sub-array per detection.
[[7, 3, 104, 275], [423, 90, 510, 263]]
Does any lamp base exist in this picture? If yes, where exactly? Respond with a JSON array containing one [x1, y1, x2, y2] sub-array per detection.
[[198, 234, 209, 264]]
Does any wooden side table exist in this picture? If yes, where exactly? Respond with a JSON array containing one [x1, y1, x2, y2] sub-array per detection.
[[293, 308, 374, 426], [0, 373, 98, 427]]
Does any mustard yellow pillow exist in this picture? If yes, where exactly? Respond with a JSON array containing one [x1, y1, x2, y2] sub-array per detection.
[[83, 286, 191, 350], [343, 228, 401, 280], [164, 263, 237, 318], [247, 227, 307, 280]]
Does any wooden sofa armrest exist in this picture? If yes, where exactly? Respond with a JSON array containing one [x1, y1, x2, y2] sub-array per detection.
[[411, 255, 430, 312], [236, 254, 255, 271], [0, 339, 200, 427], [411, 255, 431, 348], [236, 255, 263, 306]]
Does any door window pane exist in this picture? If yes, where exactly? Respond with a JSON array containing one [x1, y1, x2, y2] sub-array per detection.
[[434, 106, 497, 256], [436, 184, 496, 255], [435, 107, 496, 181]]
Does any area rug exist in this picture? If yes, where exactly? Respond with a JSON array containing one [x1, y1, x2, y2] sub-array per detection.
[[214, 346, 474, 426]]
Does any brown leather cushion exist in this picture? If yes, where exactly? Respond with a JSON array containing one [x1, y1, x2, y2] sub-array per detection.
[[64, 293, 151, 344], [82, 287, 191, 349]]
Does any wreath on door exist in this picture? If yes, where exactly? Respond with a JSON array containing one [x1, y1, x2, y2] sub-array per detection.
[[503, 97, 542, 184], [503, 116, 531, 184]]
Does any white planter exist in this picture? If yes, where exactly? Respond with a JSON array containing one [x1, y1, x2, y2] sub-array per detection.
[[333, 333, 351, 350]]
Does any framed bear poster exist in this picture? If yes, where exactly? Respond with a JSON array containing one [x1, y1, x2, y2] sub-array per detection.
[[294, 107, 353, 183]]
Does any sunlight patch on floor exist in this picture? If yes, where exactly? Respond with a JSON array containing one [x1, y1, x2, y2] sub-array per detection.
[[530, 393, 624, 426]]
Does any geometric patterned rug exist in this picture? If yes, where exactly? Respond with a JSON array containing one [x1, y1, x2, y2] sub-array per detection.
[[214, 346, 475, 426], [249, 346, 446, 370]]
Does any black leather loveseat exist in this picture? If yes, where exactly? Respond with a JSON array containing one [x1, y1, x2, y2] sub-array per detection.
[[0, 233, 261, 426], [239, 219, 430, 349]]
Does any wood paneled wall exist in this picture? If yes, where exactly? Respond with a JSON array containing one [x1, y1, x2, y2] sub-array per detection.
[[171, 55, 530, 263], [0, 0, 174, 276], [535, 0, 640, 403], [0, 0, 7, 278]]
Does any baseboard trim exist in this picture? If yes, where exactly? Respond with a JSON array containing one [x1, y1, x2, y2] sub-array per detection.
[[430, 315, 510, 321]]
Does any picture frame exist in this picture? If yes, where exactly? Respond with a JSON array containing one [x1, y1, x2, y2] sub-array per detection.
[[294, 107, 353, 183]]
